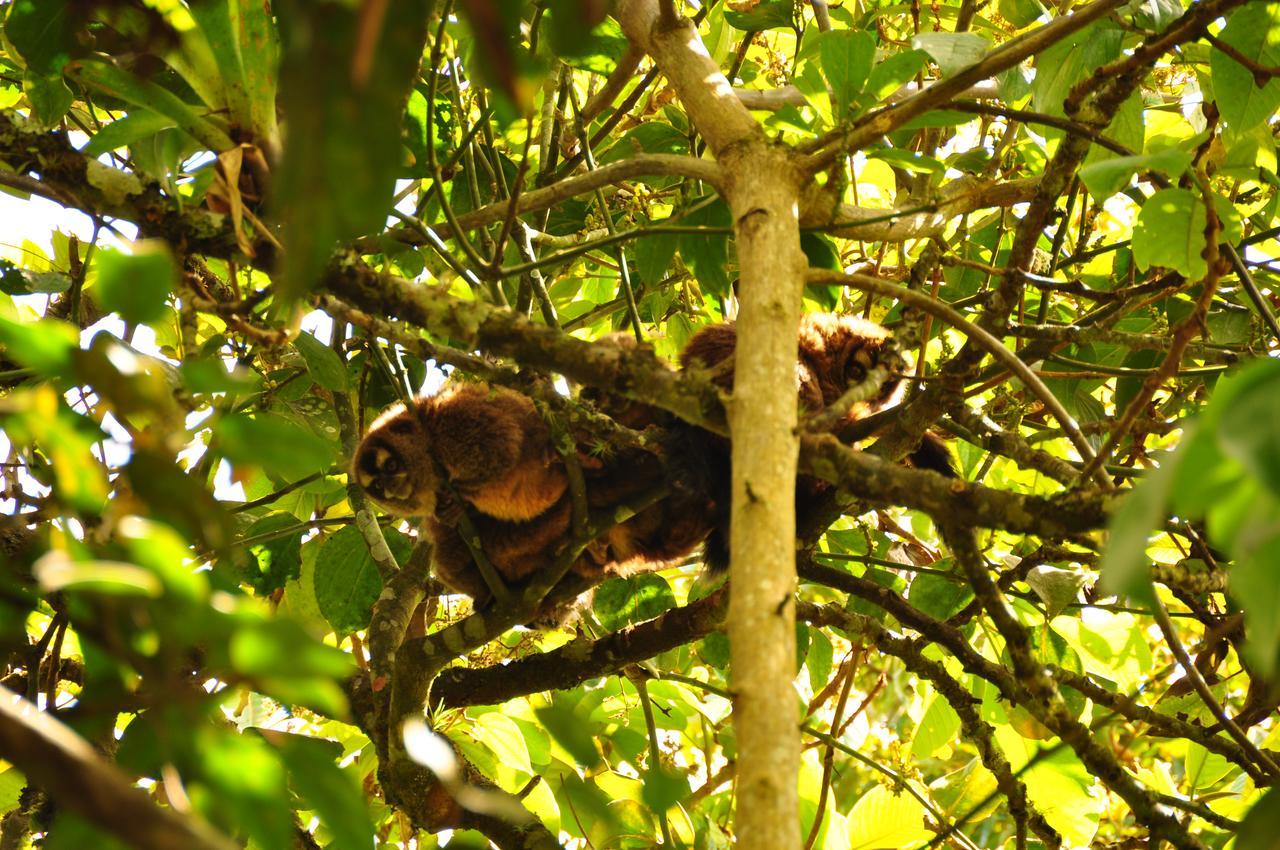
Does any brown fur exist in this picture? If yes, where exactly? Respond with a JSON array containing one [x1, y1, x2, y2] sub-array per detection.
[[353, 314, 950, 607]]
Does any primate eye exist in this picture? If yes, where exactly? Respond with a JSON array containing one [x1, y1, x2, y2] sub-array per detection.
[[381, 455, 401, 474]]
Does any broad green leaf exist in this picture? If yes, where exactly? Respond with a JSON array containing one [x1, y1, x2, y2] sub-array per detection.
[[278, 734, 375, 850], [1079, 147, 1191, 200], [243, 512, 304, 594], [23, 70, 73, 127], [1026, 565, 1090, 619], [635, 231, 679, 285], [82, 111, 178, 156], [594, 573, 677, 631], [1217, 364, 1280, 496], [912, 694, 961, 759], [820, 30, 876, 120], [312, 525, 408, 634], [1100, 446, 1182, 605], [640, 765, 687, 812], [724, 0, 793, 31], [1232, 550, 1280, 678], [229, 618, 354, 681], [806, 627, 834, 696], [273, 0, 432, 302], [95, 243, 178, 324], [293, 331, 349, 391], [535, 694, 604, 769], [179, 358, 263, 394], [198, 728, 294, 850], [1237, 787, 1280, 850], [907, 571, 973, 620], [0, 387, 109, 511], [864, 49, 929, 102], [216, 412, 338, 480], [911, 32, 990, 78], [0, 261, 71, 296], [4, 0, 81, 75], [66, 57, 235, 152], [0, 317, 77, 377], [1210, 4, 1280, 138], [126, 448, 233, 555], [1184, 741, 1233, 793], [1031, 21, 1121, 116], [846, 785, 934, 850], [471, 712, 533, 776], [1132, 188, 1241, 280], [999, 0, 1047, 28]]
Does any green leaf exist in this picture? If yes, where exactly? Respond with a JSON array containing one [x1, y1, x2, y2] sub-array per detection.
[[1100, 445, 1183, 605], [179, 358, 263, 394], [1232, 549, 1280, 678], [1210, 4, 1280, 138], [82, 111, 178, 156], [910, 32, 991, 78], [1025, 565, 1090, 619], [0, 388, 109, 511], [1184, 741, 1233, 793], [243, 513, 304, 594], [912, 695, 961, 759], [278, 734, 375, 850], [1132, 188, 1242, 280], [126, 447, 233, 555], [198, 728, 294, 850], [470, 712, 533, 776], [534, 694, 604, 769], [864, 50, 929, 103], [677, 198, 732, 299], [66, 57, 236, 152], [0, 316, 77, 376], [4, 0, 82, 75], [312, 525, 404, 634], [846, 786, 933, 850], [999, 0, 1048, 28], [819, 30, 876, 121], [640, 765, 687, 812], [23, 70, 73, 127], [273, 0, 432, 303], [0, 260, 71, 295], [1237, 787, 1280, 850], [216, 412, 338, 480], [1217, 366, 1280, 497], [293, 331, 349, 391], [594, 573, 676, 631], [1078, 147, 1191, 200], [866, 147, 946, 174], [95, 243, 178, 324], [907, 571, 973, 620], [635, 231, 679, 285], [1030, 20, 1121, 117], [724, 0, 793, 31]]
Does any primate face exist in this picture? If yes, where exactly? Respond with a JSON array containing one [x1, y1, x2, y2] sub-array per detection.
[[351, 402, 439, 517]]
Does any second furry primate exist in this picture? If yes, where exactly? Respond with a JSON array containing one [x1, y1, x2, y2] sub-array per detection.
[[352, 313, 952, 605], [679, 313, 953, 570]]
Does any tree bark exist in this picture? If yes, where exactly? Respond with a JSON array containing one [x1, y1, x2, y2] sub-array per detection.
[[616, 4, 804, 848]]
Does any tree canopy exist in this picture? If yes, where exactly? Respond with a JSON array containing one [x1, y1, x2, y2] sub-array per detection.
[[1, 1, 1280, 849]]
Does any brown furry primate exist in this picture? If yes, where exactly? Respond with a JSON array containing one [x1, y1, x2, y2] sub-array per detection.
[[679, 313, 954, 570], [352, 382, 715, 604], [352, 313, 953, 605]]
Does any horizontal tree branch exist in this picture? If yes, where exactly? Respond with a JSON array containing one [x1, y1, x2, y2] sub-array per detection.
[[431, 587, 727, 708]]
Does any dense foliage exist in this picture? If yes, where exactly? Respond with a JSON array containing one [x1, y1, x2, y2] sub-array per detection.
[[1, 0, 1279, 848]]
